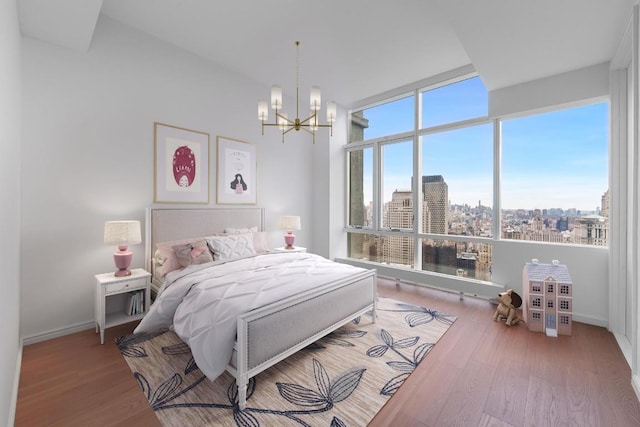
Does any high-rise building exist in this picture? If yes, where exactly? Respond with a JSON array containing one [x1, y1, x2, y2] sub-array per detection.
[[573, 215, 608, 246], [385, 190, 413, 228], [556, 217, 569, 232], [601, 190, 610, 218], [348, 112, 369, 259], [383, 190, 414, 266], [422, 175, 449, 234]]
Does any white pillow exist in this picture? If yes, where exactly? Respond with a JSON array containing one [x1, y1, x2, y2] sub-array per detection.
[[206, 233, 256, 261], [252, 231, 270, 253]]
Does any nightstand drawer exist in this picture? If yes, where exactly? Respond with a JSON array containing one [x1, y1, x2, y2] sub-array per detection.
[[104, 279, 144, 295]]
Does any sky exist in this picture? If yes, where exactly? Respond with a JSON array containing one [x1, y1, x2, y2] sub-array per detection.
[[359, 77, 608, 212]]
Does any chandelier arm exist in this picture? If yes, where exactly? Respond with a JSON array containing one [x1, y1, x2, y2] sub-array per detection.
[[299, 123, 333, 129], [275, 111, 294, 125], [262, 123, 291, 128], [297, 113, 317, 126], [263, 122, 332, 129]]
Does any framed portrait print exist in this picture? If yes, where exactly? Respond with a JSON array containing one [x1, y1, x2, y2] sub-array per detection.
[[154, 122, 210, 204], [216, 136, 257, 204]]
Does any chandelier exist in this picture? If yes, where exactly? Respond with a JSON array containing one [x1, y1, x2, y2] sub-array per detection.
[[258, 41, 336, 143]]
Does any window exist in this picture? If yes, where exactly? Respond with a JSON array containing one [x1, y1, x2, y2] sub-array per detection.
[[532, 312, 542, 322], [352, 95, 414, 141], [421, 238, 491, 280], [347, 75, 492, 283], [560, 300, 570, 310], [345, 71, 609, 291], [421, 76, 488, 128], [346, 232, 415, 268], [560, 284, 570, 295], [502, 103, 609, 246], [547, 283, 554, 293], [559, 315, 570, 326], [348, 147, 373, 228], [421, 124, 493, 236], [547, 300, 554, 309], [532, 297, 541, 308], [382, 140, 413, 231]]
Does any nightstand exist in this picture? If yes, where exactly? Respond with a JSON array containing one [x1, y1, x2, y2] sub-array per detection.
[[274, 246, 307, 253], [95, 268, 151, 344]]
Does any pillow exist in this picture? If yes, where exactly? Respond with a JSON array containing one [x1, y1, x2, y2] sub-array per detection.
[[224, 226, 258, 234], [223, 227, 268, 253], [252, 231, 270, 253], [172, 240, 213, 268], [155, 237, 206, 277], [206, 233, 256, 261]]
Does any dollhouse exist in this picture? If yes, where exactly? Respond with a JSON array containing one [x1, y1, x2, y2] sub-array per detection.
[[522, 259, 573, 336]]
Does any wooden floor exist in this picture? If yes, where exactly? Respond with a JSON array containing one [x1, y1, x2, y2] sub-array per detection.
[[16, 279, 640, 426]]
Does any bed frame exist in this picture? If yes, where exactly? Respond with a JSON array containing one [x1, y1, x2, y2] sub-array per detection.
[[145, 207, 377, 410]]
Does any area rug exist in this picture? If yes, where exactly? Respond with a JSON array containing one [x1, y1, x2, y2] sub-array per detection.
[[117, 297, 456, 427]]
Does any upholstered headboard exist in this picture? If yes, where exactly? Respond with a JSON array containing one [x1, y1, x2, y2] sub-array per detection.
[[145, 207, 265, 289]]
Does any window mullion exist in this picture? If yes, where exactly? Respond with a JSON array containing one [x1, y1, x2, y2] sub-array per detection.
[[373, 140, 381, 231], [414, 88, 422, 269], [493, 118, 501, 241]]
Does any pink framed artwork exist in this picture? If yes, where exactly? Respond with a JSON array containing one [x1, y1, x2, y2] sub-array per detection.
[[154, 122, 210, 204]]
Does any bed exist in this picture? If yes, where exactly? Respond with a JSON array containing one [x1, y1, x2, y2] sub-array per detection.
[[137, 207, 377, 410]]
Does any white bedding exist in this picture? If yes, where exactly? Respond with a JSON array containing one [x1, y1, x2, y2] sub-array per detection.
[[134, 252, 368, 382]]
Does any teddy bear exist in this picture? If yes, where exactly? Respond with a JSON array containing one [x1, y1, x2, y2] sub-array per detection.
[[493, 289, 522, 326]]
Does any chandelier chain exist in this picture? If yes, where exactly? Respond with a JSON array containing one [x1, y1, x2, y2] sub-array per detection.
[[295, 41, 300, 118]]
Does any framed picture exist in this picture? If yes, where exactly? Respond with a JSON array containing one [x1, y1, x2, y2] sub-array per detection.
[[154, 122, 210, 204], [217, 136, 257, 204]]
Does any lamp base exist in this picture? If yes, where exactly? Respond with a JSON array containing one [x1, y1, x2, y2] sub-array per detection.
[[113, 245, 133, 277], [284, 231, 296, 249], [114, 268, 132, 277]]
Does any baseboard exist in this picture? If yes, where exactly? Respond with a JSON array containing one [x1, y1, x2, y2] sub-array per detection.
[[613, 332, 632, 368], [569, 313, 608, 328], [22, 321, 95, 346], [9, 339, 22, 427], [633, 374, 640, 403]]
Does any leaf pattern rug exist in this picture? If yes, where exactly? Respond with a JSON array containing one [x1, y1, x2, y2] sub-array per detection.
[[117, 297, 456, 427]]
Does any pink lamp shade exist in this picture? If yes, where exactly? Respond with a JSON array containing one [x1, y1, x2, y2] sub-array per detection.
[[278, 215, 301, 249], [104, 220, 142, 277]]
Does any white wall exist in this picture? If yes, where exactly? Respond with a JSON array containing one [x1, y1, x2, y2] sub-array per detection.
[[489, 62, 610, 117], [311, 104, 348, 260], [1, 0, 22, 424], [20, 15, 317, 341]]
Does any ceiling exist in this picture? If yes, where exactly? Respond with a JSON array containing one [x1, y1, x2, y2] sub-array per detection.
[[18, 0, 635, 107]]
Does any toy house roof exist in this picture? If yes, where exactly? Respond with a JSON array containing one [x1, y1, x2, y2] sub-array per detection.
[[524, 262, 572, 283]]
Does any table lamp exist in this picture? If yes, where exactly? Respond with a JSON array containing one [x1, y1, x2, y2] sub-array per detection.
[[104, 220, 142, 276], [278, 215, 301, 249]]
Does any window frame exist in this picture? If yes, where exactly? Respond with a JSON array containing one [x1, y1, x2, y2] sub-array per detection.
[[345, 69, 609, 286]]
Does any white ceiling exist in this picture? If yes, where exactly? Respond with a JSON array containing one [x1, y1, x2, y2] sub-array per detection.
[[18, 0, 635, 107]]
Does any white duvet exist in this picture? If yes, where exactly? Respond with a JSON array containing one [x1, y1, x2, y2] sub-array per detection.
[[134, 252, 366, 382]]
